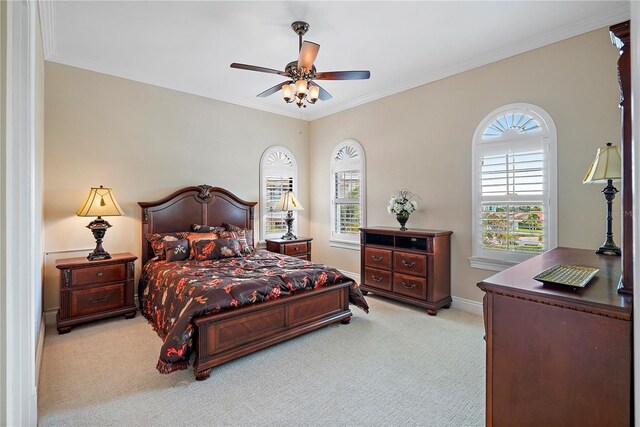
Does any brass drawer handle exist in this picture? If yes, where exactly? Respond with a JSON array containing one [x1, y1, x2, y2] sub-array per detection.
[[372, 275, 383, 282], [402, 282, 416, 289], [371, 256, 383, 262], [96, 272, 104, 278], [401, 260, 416, 267], [89, 295, 110, 304]]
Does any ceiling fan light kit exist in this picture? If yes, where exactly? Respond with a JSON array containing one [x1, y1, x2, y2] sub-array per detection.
[[230, 21, 370, 108]]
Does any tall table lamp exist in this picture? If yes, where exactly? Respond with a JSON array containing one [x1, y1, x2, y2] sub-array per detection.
[[76, 185, 125, 260], [583, 142, 622, 255], [275, 191, 304, 240]]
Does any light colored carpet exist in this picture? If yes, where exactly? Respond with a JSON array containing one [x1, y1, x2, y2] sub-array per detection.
[[38, 296, 485, 426]]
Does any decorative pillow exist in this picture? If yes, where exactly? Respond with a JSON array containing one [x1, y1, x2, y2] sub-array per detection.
[[222, 223, 254, 252], [193, 238, 242, 261], [186, 232, 220, 259], [164, 239, 189, 262], [145, 232, 189, 258], [191, 224, 226, 234], [220, 230, 252, 255]]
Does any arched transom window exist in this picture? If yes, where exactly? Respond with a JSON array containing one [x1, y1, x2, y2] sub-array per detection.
[[471, 103, 557, 271], [260, 146, 298, 241]]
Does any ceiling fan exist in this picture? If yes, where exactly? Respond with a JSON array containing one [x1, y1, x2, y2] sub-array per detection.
[[230, 21, 370, 108]]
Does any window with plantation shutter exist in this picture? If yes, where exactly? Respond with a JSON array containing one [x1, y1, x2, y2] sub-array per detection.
[[330, 140, 366, 248], [471, 104, 557, 271], [260, 147, 298, 241]]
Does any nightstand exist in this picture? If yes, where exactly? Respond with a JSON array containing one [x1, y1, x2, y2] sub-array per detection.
[[265, 237, 312, 261], [56, 252, 137, 334]]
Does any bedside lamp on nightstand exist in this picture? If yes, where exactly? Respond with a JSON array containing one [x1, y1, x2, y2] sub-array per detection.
[[275, 191, 304, 240], [76, 185, 125, 261]]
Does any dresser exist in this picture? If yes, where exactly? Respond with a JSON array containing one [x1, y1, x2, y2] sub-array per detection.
[[265, 237, 312, 261], [56, 252, 138, 333], [477, 247, 631, 426], [359, 227, 452, 315]]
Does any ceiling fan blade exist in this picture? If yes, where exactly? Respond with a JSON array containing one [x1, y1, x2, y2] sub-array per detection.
[[257, 81, 293, 98], [309, 81, 332, 101], [230, 63, 289, 77], [297, 41, 320, 72], [314, 70, 371, 80]]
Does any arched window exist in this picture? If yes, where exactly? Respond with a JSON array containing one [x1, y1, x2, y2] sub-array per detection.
[[330, 139, 366, 248], [260, 146, 298, 241], [470, 103, 557, 271]]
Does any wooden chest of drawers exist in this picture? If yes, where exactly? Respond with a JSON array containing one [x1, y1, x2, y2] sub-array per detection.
[[360, 227, 452, 315], [265, 237, 312, 261], [56, 252, 138, 333]]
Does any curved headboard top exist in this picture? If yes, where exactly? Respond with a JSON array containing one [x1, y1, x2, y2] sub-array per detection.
[[138, 185, 257, 265]]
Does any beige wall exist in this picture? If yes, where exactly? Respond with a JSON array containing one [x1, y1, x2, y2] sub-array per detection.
[[35, 1, 45, 338], [308, 28, 621, 303], [43, 63, 309, 313]]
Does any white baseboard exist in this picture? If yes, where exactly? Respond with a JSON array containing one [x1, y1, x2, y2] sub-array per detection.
[[43, 309, 57, 326], [451, 296, 483, 316], [35, 314, 45, 387], [339, 270, 361, 284]]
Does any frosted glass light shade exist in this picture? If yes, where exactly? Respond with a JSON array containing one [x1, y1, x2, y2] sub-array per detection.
[[76, 185, 125, 217], [583, 143, 622, 183], [308, 85, 320, 101], [295, 80, 308, 95], [282, 84, 294, 100], [275, 191, 304, 211]]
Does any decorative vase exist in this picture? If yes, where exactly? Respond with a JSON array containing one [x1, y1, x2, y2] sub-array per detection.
[[396, 214, 409, 231]]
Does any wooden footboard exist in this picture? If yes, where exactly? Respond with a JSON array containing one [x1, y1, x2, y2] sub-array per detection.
[[192, 282, 353, 380]]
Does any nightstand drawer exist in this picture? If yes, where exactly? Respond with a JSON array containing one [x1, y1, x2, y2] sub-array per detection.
[[284, 242, 309, 256], [72, 264, 126, 286], [364, 247, 392, 270], [393, 273, 427, 299], [364, 267, 392, 291], [70, 283, 125, 317], [394, 252, 427, 277]]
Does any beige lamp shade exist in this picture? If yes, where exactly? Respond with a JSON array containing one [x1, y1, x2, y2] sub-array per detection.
[[583, 143, 622, 184], [275, 191, 304, 212], [76, 185, 125, 217]]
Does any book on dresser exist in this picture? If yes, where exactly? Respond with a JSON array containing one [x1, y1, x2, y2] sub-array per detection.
[[359, 227, 452, 315]]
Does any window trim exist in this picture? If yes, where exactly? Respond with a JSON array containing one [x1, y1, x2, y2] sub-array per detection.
[[329, 139, 366, 249], [259, 146, 298, 242], [470, 103, 557, 271]]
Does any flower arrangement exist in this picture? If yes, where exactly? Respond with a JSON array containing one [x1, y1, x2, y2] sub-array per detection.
[[387, 189, 419, 217]]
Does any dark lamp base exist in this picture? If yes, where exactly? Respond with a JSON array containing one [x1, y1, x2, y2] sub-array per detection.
[[280, 211, 297, 240], [595, 243, 621, 256], [86, 216, 113, 261]]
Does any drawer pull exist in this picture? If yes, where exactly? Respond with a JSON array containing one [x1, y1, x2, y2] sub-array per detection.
[[371, 275, 383, 282], [402, 282, 416, 289], [89, 295, 110, 304], [96, 272, 104, 278], [401, 260, 416, 267], [371, 256, 384, 262]]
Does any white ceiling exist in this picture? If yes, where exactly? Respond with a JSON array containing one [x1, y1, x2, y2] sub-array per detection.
[[40, 1, 630, 121]]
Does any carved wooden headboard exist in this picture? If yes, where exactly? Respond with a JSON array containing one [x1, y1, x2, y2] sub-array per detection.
[[138, 185, 257, 265]]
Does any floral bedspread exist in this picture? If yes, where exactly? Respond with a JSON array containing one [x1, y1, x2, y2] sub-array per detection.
[[140, 250, 369, 374]]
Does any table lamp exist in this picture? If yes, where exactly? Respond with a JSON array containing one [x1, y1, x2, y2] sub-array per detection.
[[275, 191, 304, 240], [583, 142, 622, 255], [76, 185, 125, 260]]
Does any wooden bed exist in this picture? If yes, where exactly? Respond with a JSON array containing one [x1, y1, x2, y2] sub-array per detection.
[[138, 185, 353, 381]]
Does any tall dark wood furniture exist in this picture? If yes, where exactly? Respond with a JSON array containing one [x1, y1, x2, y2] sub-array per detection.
[[56, 252, 137, 334], [266, 237, 312, 261], [478, 247, 631, 426], [359, 227, 452, 315], [610, 21, 633, 295]]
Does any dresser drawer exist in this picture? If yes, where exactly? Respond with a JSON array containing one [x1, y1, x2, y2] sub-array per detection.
[[284, 242, 309, 256], [394, 252, 427, 277], [364, 247, 392, 270], [393, 273, 427, 299], [364, 267, 392, 291], [72, 264, 126, 286], [70, 283, 125, 317]]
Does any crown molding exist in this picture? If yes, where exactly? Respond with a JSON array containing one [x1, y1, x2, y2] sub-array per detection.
[[41, 3, 630, 122], [37, 0, 55, 59]]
